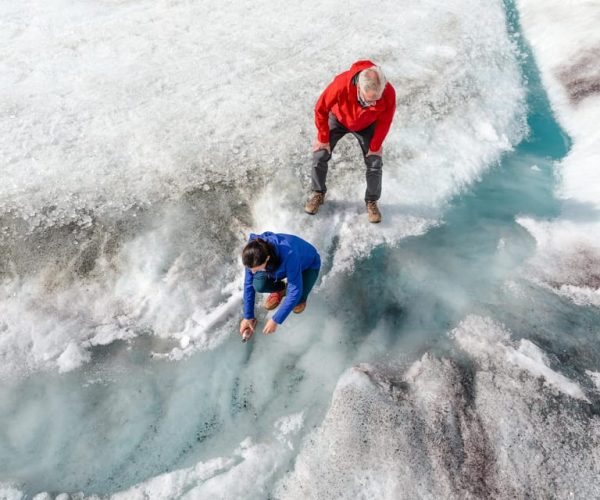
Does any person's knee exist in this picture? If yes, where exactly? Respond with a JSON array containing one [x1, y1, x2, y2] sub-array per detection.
[[365, 155, 383, 171], [313, 149, 331, 164], [252, 272, 268, 293]]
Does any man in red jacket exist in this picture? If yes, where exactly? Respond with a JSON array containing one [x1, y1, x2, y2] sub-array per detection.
[[304, 60, 396, 223]]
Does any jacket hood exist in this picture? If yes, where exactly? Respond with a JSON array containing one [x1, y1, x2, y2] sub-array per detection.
[[249, 231, 279, 247], [248, 231, 281, 262], [349, 59, 376, 75]]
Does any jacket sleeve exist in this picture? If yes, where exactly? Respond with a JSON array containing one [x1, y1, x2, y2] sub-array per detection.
[[369, 84, 396, 152], [272, 252, 303, 324], [314, 79, 340, 144], [243, 268, 256, 320]]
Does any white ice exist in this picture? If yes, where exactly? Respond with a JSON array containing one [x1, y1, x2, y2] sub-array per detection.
[[96, 414, 304, 500], [9, 0, 598, 497], [275, 316, 599, 499], [451, 315, 588, 401], [0, 0, 526, 375], [516, 0, 600, 301]]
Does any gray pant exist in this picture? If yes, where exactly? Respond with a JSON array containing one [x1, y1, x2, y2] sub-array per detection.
[[311, 113, 383, 201]]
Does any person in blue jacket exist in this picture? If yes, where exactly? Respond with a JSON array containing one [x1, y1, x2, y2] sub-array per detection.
[[240, 232, 321, 340]]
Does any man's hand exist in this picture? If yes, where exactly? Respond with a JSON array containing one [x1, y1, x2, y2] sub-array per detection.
[[263, 319, 278, 334], [367, 147, 382, 156], [313, 140, 331, 153], [240, 318, 257, 341]]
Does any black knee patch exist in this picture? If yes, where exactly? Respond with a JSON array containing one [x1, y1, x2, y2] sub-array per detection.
[[365, 155, 383, 170], [313, 149, 331, 162]]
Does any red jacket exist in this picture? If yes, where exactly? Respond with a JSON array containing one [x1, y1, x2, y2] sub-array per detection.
[[315, 60, 396, 152]]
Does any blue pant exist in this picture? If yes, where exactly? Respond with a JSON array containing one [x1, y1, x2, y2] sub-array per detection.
[[253, 268, 320, 303]]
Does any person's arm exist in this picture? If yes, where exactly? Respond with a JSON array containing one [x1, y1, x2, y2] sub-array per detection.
[[368, 85, 396, 154], [243, 268, 256, 320], [271, 253, 303, 326], [314, 79, 340, 146], [240, 268, 258, 339]]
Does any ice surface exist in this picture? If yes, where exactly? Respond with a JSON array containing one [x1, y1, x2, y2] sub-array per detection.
[[517, 217, 600, 304], [587, 370, 600, 391], [451, 315, 588, 400], [0, 0, 526, 375], [4, 0, 599, 498], [104, 414, 304, 500], [0, 294, 357, 496], [277, 317, 600, 499], [0, 0, 524, 226], [0, 485, 23, 500], [516, 0, 600, 299]]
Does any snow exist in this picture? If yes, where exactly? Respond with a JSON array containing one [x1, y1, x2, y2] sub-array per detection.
[[74, 414, 304, 500], [56, 341, 91, 373], [516, 0, 600, 301], [277, 320, 600, 499], [587, 370, 600, 391], [7, 0, 599, 498], [452, 316, 588, 401], [0, 485, 24, 500], [0, 0, 526, 375]]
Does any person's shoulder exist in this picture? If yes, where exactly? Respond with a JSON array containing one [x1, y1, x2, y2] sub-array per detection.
[[277, 234, 302, 253], [382, 82, 396, 107], [326, 69, 350, 92], [276, 233, 295, 246], [333, 60, 372, 81], [335, 60, 372, 84]]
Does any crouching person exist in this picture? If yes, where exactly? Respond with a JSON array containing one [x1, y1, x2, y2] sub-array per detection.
[[239, 232, 321, 341]]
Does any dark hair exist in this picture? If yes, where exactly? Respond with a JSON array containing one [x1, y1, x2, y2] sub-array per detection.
[[242, 238, 280, 269]]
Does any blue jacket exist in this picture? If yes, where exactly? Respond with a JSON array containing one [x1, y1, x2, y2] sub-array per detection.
[[243, 232, 321, 324]]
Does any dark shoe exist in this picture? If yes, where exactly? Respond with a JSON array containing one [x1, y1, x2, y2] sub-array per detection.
[[293, 302, 306, 314], [366, 201, 382, 223], [264, 288, 286, 310], [304, 192, 325, 215]]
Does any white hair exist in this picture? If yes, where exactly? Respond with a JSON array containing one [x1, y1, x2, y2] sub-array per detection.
[[358, 66, 387, 96]]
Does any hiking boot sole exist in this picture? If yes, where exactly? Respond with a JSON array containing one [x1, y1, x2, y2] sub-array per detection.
[[264, 301, 282, 310], [293, 302, 306, 314]]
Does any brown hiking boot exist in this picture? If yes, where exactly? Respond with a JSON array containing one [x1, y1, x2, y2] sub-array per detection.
[[293, 302, 306, 314], [366, 201, 382, 223], [304, 192, 325, 215]]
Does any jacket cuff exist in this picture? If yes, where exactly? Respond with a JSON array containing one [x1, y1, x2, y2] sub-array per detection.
[[369, 139, 383, 152], [317, 130, 330, 144]]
